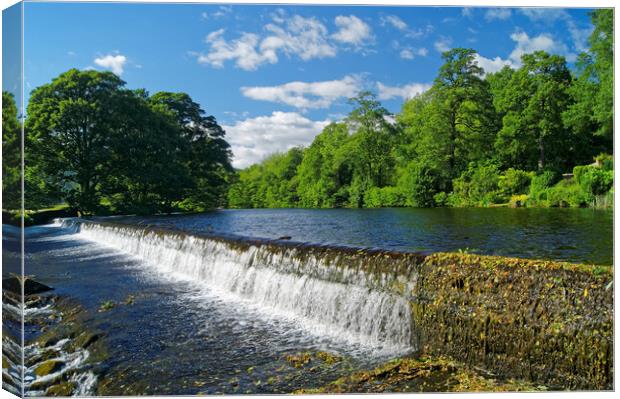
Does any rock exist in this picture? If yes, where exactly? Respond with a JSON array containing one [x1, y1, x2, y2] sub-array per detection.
[[47, 381, 76, 396], [278, 236, 292, 240], [34, 360, 65, 377], [3, 276, 53, 296]]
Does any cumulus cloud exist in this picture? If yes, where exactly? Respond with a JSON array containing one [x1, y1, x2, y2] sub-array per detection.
[[381, 15, 433, 39], [474, 29, 574, 74], [434, 36, 452, 53], [241, 75, 362, 109], [509, 31, 573, 64], [94, 54, 127, 75], [223, 112, 330, 168], [381, 15, 408, 31], [474, 53, 514, 74], [485, 8, 512, 21], [332, 15, 374, 48], [376, 82, 432, 101], [194, 15, 337, 70], [519, 8, 569, 23], [399, 47, 428, 60]]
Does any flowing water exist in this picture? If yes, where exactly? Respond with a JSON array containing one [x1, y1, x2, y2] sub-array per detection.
[[2, 208, 613, 395]]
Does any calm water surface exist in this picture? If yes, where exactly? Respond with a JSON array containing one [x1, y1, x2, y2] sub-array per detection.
[[110, 207, 613, 265]]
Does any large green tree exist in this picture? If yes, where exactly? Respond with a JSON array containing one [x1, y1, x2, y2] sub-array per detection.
[[26, 69, 126, 212], [2, 91, 21, 210], [494, 51, 573, 171], [149, 92, 233, 210], [433, 48, 498, 180]]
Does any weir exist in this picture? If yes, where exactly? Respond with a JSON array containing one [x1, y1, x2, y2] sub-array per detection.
[[55, 218, 613, 390], [60, 218, 425, 354]]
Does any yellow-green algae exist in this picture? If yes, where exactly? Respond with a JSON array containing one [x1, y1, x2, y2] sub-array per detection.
[[294, 355, 544, 393], [415, 252, 613, 390]]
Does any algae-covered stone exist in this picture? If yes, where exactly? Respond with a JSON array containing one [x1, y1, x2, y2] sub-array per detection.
[[34, 359, 64, 377], [46, 381, 76, 396]]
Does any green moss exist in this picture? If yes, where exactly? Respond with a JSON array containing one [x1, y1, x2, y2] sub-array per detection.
[[46, 382, 76, 396], [34, 360, 64, 377]]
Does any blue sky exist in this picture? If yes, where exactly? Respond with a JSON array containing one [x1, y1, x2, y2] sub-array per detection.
[[15, 2, 595, 167]]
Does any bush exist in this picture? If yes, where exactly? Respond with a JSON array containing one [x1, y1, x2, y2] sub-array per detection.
[[595, 153, 614, 171], [527, 179, 592, 208], [529, 170, 561, 197], [398, 162, 442, 207], [499, 169, 533, 196], [509, 194, 529, 208], [451, 162, 502, 206], [364, 186, 406, 208], [574, 165, 613, 196]]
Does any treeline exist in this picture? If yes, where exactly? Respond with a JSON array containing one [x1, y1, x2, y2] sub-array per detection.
[[2, 70, 233, 214], [228, 10, 613, 209]]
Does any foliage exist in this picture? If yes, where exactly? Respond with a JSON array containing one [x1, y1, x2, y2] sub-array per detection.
[[24, 69, 232, 214], [450, 162, 502, 206], [2, 91, 21, 210], [573, 165, 613, 196], [498, 168, 533, 196]]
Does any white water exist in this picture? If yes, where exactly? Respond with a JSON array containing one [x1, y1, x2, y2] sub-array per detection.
[[58, 219, 416, 355]]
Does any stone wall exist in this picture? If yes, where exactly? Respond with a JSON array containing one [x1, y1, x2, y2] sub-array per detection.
[[414, 252, 613, 390]]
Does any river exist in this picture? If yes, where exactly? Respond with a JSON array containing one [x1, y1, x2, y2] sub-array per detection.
[[1, 208, 613, 395]]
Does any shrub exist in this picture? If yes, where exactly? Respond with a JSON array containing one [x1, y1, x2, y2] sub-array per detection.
[[364, 186, 406, 208], [595, 153, 614, 171], [398, 162, 442, 207], [451, 162, 502, 206], [529, 170, 561, 196], [499, 169, 533, 196], [509, 194, 529, 208], [433, 192, 449, 207], [574, 165, 613, 196]]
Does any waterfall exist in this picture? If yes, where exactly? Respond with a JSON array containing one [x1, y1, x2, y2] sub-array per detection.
[[58, 219, 419, 354]]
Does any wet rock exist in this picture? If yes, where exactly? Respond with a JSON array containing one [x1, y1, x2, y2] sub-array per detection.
[[46, 381, 76, 396], [3, 276, 53, 296], [35, 359, 65, 377]]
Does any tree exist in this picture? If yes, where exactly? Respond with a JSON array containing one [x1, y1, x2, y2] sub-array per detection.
[[433, 48, 498, 180], [149, 92, 233, 210], [345, 91, 398, 191], [101, 90, 192, 214], [2, 91, 20, 210], [296, 123, 351, 207], [26, 69, 126, 212], [564, 9, 613, 157], [495, 51, 573, 171]]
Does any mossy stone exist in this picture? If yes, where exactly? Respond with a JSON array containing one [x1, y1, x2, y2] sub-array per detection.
[[34, 360, 64, 377], [46, 381, 76, 396]]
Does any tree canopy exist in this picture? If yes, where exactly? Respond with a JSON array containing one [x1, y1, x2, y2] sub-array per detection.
[[227, 10, 613, 210], [16, 69, 233, 214]]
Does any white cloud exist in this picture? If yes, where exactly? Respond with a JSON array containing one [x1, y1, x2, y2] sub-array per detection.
[[241, 75, 362, 110], [509, 31, 573, 64], [399, 47, 428, 60], [194, 15, 336, 70], [519, 8, 569, 23], [94, 54, 127, 75], [381, 15, 408, 31], [377, 82, 432, 101], [474, 53, 514, 74], [195, 30, 272, 71], [485, 8, 512, 21], [462, 7, 473, 18], [223, 112, 330, 168], [263, 15, 336, 60], [332, 15, 373, 48], [434, 37, 452, 53]]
